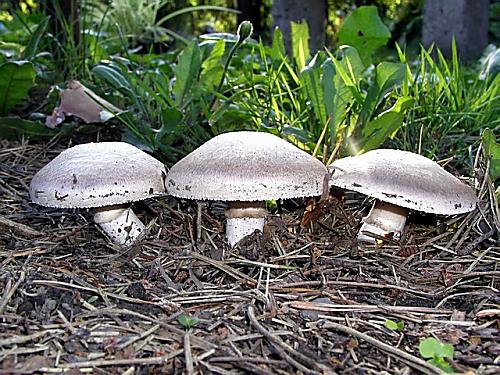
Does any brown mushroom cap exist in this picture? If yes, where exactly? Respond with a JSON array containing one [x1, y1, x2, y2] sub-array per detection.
[[329, 149, 477, 215], [30, 142, 166, 208], [166, 131, 328, 201]]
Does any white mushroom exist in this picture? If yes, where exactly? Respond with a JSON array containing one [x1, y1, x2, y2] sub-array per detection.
[[166, 131, 328, 246], [29, 142, 167, 247], [329, 149, 478, 244]]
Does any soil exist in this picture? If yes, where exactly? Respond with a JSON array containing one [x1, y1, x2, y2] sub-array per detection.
[[0, 131, 498, 374]]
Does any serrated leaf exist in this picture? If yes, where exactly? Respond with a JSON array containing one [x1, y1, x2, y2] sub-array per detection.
[[337, 6, 390, 65], [0, 61, 36, 116], [291, 21, 310, 70], [173, 40, 201, 106], [271, 27, 286, 64]]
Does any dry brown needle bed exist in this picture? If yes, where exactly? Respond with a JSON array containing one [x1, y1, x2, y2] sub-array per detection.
[[0, 137, 498, 374]]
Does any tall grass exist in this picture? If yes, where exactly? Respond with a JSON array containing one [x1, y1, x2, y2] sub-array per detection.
[[394, 42, 500, 171]]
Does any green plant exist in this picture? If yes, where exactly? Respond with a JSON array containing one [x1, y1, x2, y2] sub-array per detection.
[[482, 128, 500, 184], [419, 337, 455, 373], [85, 0, 236, 48], [178, 313, 199, 330], [0, 60, 36, 116], [394, 41, 500, 170], [384, 319, 404, 331]]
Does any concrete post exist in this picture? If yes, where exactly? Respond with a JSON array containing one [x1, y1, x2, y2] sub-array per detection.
[[422, 0, 489, 61]]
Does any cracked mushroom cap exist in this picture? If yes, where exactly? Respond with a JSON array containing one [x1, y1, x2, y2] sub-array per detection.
[[328, 149, 477, 215], [167, 131, 328, 201], [30, 142, 167, 208]]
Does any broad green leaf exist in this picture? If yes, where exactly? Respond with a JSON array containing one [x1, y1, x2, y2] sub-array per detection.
[[323, 46, 365, 142], [155, 107, 183, 143], [23, 16, 50, 60], [271, 27, 286, 65], [419, 337, 442, 359], [337, 6, 390, 65], [329, 46, 365, 104], [0, 117, 71, 140], [92, 64, 131, 91], [439, 343, 454, 359], [358, 96, 414, 153], [360, 62, 406, 124], [200, 39, 225, 90], [173, 40, 201, 106], [300, 52, 326, 126], [291, 21, 310, 70], [0, 61, 36, 116], [482, 128, 500, 183]]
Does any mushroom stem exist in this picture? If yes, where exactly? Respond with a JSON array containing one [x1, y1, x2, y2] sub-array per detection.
[[93, 205, 145, 247], [225, 201, 267, 247], [358, 201, 409, 244]]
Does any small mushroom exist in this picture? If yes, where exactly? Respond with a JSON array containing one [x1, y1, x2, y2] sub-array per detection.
[[29, 142, 167, 247], [328, 149, 478, 244], [166, 131, 328, 246]]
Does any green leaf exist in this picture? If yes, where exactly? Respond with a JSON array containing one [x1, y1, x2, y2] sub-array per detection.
[[419, 337, 454, 360], [300, 52, 326, 126], [155, 107, 183, 143], [23, 16, 50, 60], [271, 27, 286, 64], [337, 6, 391, 66], [360, 62, 406, 124], [323, 46, 365, 142], [358, 96, 414, 153], [384, 319, 404, 331], [419, 337, 442, 359], [87, 295, 98, 304], [173, 40, 201, 106], [200, 39, 225, 90], [0, 117, 71, 140], [427, 358, 454, 373], [482, 128, 500, 183], [439, 343, 454, 359], [177, 314, 199, 330], [92, 64, 131, 91], [291, 21, 310, 70], [0, 61, 36, 116]]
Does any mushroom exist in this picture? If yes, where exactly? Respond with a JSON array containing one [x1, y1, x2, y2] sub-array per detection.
[[29, 142, 167, 247], [328, 149, 478, 244], [166, 131, 328, 246]]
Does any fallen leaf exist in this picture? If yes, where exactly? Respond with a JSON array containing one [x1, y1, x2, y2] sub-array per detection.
[[46, 80, 121, 128]]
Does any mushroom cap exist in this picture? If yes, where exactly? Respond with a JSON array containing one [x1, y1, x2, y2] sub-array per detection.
[[30, 142, 166, 208], [166, 131, 328, 201], [329, 149, 477, 215]]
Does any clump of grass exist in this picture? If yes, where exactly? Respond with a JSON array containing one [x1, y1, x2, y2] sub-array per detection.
[[394, 41, 500, 171]]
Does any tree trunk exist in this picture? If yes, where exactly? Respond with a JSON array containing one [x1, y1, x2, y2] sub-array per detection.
[[422, 0, 489, 61], [272, 0, 327, 53]]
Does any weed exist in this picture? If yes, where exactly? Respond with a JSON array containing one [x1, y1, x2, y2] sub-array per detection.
[[419, 337, 455, 373]]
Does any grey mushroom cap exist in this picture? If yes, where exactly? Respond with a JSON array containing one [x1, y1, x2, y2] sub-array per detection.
[[167, 131, 328, 201], [329, 149, 477, 215], [30, 142, 167, 208]]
